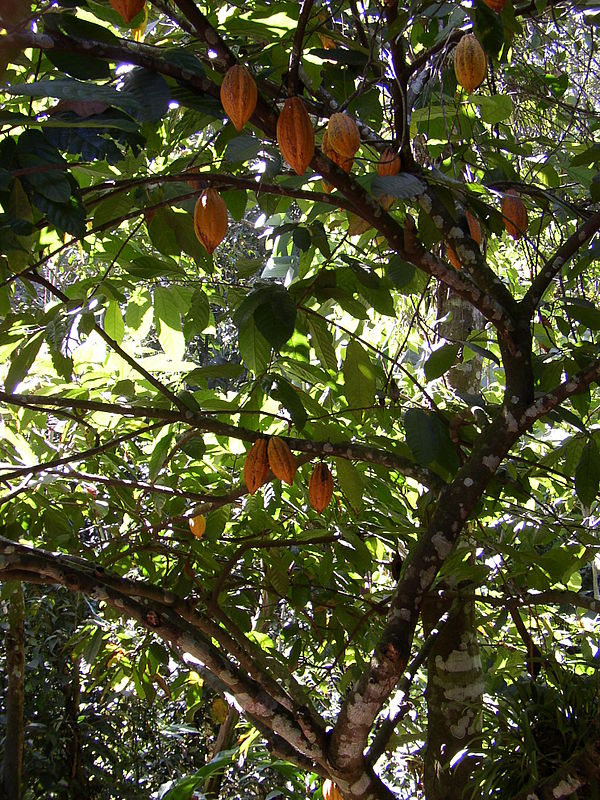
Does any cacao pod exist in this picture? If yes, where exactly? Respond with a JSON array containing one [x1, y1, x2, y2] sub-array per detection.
[[446, 244, 461, 270], [309, 463, 334, 514], [193, 188, 228, 254], [501, 189, 528, 239], [244, 438, 270, 495], [465, 209, 482, 246], [377, 147, 402, 176], [322, 780, 343, 800], [454, 34, 487, 94], [318, 33, 336, 50], [188, 514, 206, 538], [327, 113, 361, 158], [110, 0, 144, 24], [277, 97, 315, 176], [483, 0, 506, 10], [220, 65, 257, 132], [267, 436, 296, 484], [322, 130, 353, 193]]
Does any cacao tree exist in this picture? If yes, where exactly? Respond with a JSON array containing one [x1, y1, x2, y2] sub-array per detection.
[[1, 0, 600, 798]]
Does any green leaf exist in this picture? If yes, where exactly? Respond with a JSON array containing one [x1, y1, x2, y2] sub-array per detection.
[[6, 79, 142, 116], [154, 287, 185, 361], [424, 344, 460, 381], [306, 315, 337, 372], [148, 431, 175, 482], [268, 376, 308, 429], [252, 287, 297, 351], [371, 174, 426, 199], [335, 458, 363, 511], [238, 316, 270, 375], [575, 439, 600, 508], [104, 301, 124, 345], [476, 95, 514, 125], [4, 331, 44, 393], [343, 340, 376, 416], [404, 408, 439, 465]]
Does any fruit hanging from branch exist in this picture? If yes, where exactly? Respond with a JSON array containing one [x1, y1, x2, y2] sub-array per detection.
[[483, 0, 507, 11], [322, 780, 343, 800], [244, 439, 270, 495], [193, 188, 228, 254], [267, 437, 296, 484], [502, 189, 528, 239], [321, 130, 353, 192], [454, 34, 487, 93], [327, 113, 361, 158], [109, 0, 144, 23], [309, 462, 334, 514], [377, 147, 402, 176], [188, 514, 206, 539], [465, 209, 482, 245], [220, 65, 258, 132], [276, 97, 315, 175]]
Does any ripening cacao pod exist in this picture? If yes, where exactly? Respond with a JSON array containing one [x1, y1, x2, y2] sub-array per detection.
[[447, 244, 461, 270], [502, 189, 528, 239], [377, 147, 402, 176], [309, 463, 334, 514], [465, 209, 482, 246], [110, 0, 144, 23], [244, 438, 270, 495], [318, 33, 336, 49], [483, 0, 506, 10], [188, 514, 206, 538], [193, 188, 228, 254], [220, 65, 258, 132], [321, 130, 353, 192], [322, 780, 343, 800], [267, 436, 296, 484], [454, 34, 487, 94], [277, 97, 315, 176], [327, 113, 361, 159]]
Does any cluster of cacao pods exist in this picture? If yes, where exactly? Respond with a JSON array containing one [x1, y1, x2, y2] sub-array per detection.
[[454, 34, 487, 94], [243, 437, 334, 514], [193, 187, 228, 253]]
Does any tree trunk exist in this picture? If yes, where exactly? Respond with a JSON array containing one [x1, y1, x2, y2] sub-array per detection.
[[63, 655, 89, 799], [1, 581, 25, 800], [422, 291, 484, 799]]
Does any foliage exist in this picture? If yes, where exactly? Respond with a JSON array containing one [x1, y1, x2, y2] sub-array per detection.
[[1, 0, 600, 798]]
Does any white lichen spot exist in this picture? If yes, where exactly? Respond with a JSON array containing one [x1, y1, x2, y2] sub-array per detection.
[[419, 565, 437, 588], [511, 396, 519, 404], [463, 477, 474, 487], [503, 409, 518, 432], [565, 382, 577, 392], [450, 226, 464, 239], [553, 777, 582, 797], [482, 454, 501, 471], [432, 532, 453, 559], [390, 606, 411, 622], [435, 650, 480, 673], [419, 194, 433, 213], [323, 443, 333, 453], [432, 215, 444, 229]]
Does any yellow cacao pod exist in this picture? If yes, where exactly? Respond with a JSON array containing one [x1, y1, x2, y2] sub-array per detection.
[[502, 189, 528, 240], [244, 438, 270, 495], [267, 436, 296, 484], [277, 97, 315, 176], [309, 463, 334, 514], [322, 131, 353, 192], [327, 113, 361, 159], [377, 147, 402, 176], [220, 65, 257, 132], [323, 780, 343, 800], [110, 0, 144, 23], [188, 514, 206, 538], [193, 188, 228, 254], [454, 34, 487, 94], [446, 244, 461, 270]]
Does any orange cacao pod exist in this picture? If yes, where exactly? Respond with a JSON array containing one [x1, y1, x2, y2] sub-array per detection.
[[276, 97, 315, 176], [267, 436, 296, 484], [502, 189, 528, 240], [309, 463, 334, 514], [483, 0, 506, 10], [377, 147, 402, 176], [327, 113, 361, 159], [244, 439, 270, 495], [323, 780, 343, 800], [220, 65, 258, 132], [446, 244, 461, 270], [454, 34, 487, 94], [110, 0, 144, 23], [188, 514, 206, 538], [193, 188, 228, 254], [465, 209, 482, 246]]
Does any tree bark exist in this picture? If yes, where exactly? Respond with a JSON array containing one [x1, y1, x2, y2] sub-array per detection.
[[1, 581, 25, 800], [422, 291, 484, 799]]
